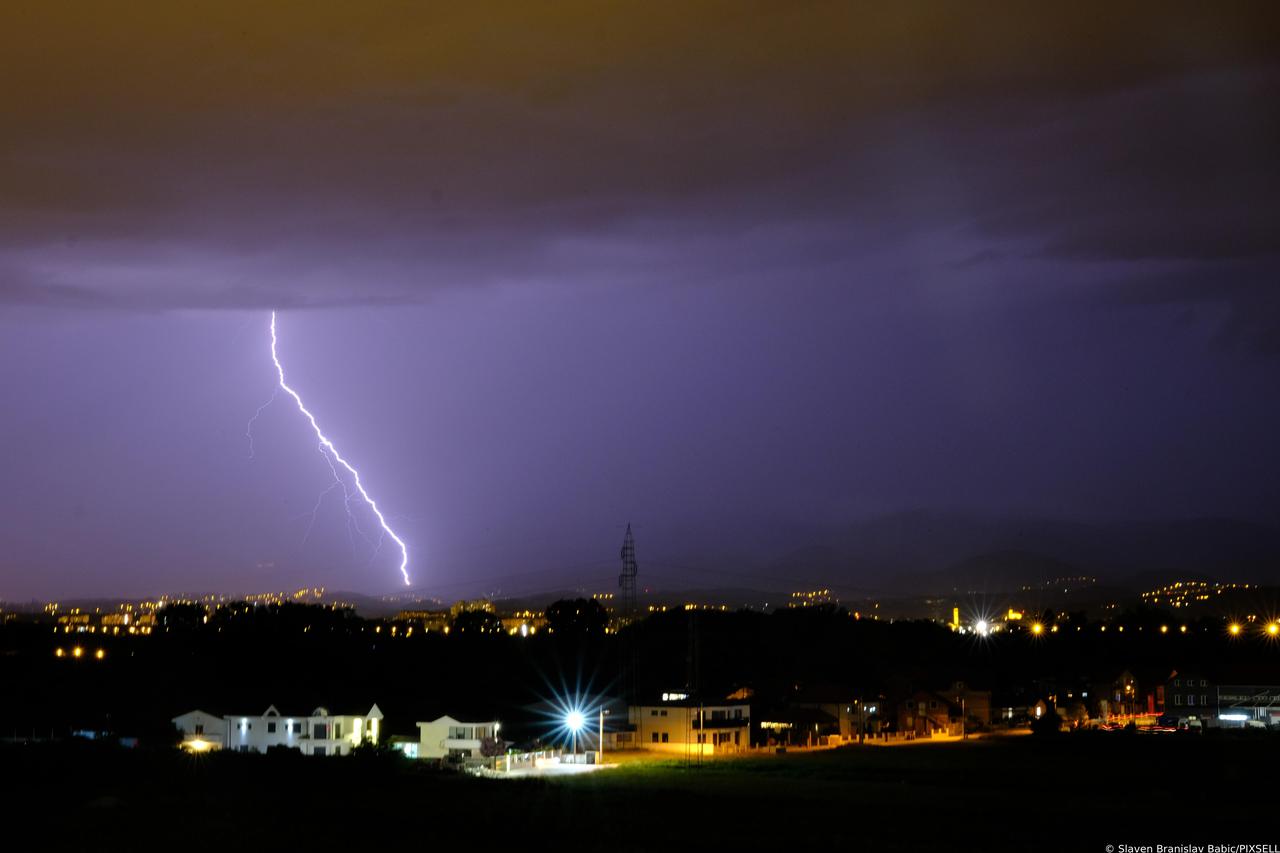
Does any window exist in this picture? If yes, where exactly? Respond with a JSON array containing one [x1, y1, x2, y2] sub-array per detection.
[[651, 732, 659, 743], [334, 723, 342, 738], [1174, 695, 1182, 706], [267, 722, 276, 734], [194, 724, 204, 735], [661, 732, 669, 743], [734, 731, 740, 745], [1201, 695, 1208, 706], [1200, 680, 1207, 687], [313, 723, 328, 739], [1174, 679, 1180, 687], [650, 710, 658, 717], [291, 723, 301, 734], [660, 710, 667, 717], [314, 746, 326, 756]]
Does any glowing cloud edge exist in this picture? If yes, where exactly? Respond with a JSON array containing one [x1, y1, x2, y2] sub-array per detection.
[[269, 311, 411, 587]]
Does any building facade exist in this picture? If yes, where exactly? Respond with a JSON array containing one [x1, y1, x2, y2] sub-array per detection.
[[415, 715, 501, 760], [173, 704, 383, 755], [628, 694, 750, 755]]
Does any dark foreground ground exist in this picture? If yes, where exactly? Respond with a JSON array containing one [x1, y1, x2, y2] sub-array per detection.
[[6, 732, 1276, 851]]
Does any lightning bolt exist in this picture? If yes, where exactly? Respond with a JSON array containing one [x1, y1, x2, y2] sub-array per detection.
[[260, 310, 411, 587]]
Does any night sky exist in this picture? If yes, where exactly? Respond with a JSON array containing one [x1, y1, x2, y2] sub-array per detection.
[[2, 3, 1278, 600]]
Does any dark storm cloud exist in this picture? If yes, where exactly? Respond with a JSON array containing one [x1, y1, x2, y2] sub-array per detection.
[[4, 2, 1280, 601], [1, 1, 1276, 310]]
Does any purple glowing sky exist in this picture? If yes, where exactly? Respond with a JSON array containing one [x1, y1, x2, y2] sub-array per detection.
[[1, 4, 1277, 600]]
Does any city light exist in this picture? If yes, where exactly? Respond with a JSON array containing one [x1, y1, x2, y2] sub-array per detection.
[[1267, 623, 1279, 637], [54, 648, 64, 657], [1030, 623, 1043, 635], [72, 646, 83, 658], [1229, 623, 1242, 636], [975, 620, 989, 637], [94, 648, 105, 660]]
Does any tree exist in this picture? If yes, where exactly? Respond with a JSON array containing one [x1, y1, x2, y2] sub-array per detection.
[[451, 609, 503, 635], [546, 598, 608, 636]]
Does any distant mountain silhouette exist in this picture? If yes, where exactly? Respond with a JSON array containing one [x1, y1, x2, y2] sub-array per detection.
[[759, 511, 1280, 594]]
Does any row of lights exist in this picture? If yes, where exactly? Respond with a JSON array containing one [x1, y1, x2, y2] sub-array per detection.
[[981, 621, 1279, 637], [53, 647, 105, 659]]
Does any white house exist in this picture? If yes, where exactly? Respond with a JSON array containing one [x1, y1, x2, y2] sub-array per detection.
[[173, 704, 383, 756], [414, 715, 501, 760], [172, 709, 226, 752]]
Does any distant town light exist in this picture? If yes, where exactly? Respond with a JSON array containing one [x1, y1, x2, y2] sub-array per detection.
[[94, 648, 105, 660], [1268, 623, 1279, 637], [975, 620, 989, 637], [1030, 623, 1043, 635], [54, 648, 64, 657], [1228, 623, 1241, 636], [72, 646, 83, 658]]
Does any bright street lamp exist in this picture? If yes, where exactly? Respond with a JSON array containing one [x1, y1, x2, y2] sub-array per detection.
[[565, 709, 585, 733], [565, 709, 586, 759]]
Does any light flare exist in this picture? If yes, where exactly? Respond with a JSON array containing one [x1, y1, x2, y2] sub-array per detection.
[[265, 311, 411, 586]]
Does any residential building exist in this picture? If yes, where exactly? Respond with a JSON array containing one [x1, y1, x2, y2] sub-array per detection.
[[415, 715, 501, 760], [628, 692, 750, 755], [896, 682, 991, 735], [1165, 667, 1280, 727], [173, 703, 383, 755], [172, 709, 225, 751]]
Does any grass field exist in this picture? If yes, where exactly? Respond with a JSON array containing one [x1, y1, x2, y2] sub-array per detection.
[[8, 732, 1276, 851]]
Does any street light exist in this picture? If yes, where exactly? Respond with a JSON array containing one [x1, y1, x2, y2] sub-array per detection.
[[566, 709, 585, 759], [598, 708, 607, 766]]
